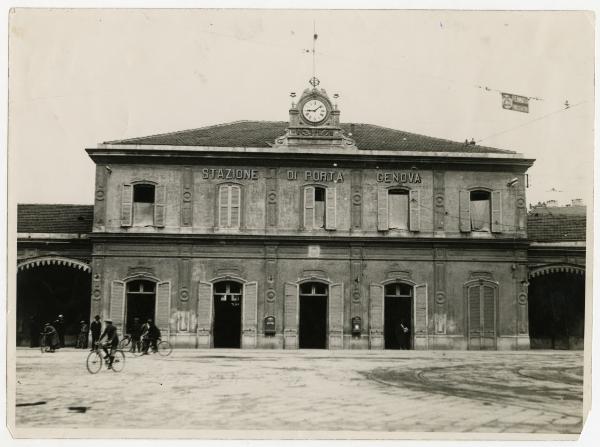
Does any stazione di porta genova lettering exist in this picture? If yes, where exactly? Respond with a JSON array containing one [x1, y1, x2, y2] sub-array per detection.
[[202, 168, 421, 184]]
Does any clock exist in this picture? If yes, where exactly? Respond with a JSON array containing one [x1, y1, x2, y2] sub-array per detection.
[[302, 98, 328, 123]]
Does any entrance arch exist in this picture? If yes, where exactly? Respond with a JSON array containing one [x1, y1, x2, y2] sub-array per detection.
[[383, 282, 413, 350], [17, 258, 91, 347], [213, 280, 243, 348], [125, 279, 156, 335], [528, 267, 585, 349], [298, 281, 329, 349]]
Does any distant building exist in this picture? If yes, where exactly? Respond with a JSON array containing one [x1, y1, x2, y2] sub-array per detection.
[[16, 80, 586, 350]]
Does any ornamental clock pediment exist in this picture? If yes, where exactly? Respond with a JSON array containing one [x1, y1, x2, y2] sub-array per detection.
[[273, 78, 356, 149]]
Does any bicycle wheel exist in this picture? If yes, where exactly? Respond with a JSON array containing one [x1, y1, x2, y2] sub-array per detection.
[[86, 351, 103, 374], [111, 350, 126, 372], [157, 341, 172, 356]]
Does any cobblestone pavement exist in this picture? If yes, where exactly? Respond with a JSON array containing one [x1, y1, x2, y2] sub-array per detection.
[[13, 348, 583, 435]]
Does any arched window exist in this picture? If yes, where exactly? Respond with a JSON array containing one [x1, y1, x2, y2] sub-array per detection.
[[218, 184, 241, 229]]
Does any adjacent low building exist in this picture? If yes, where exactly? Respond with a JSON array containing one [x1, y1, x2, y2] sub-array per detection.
[[16, 82, 587, 350]]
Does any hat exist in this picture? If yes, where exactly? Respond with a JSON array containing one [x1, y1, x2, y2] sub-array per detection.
[[58, 314, 64, 318], [105, 319, 113, 324], [80, 320, 85, 323]]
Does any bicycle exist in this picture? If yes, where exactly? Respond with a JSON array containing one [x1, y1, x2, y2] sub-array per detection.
[[139, 338, 173, 357], [86, 342, 125, 374]]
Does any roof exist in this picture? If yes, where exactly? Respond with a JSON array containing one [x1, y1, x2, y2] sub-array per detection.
[[18, 204, 94, 234], [105, 120, 514, 154], [527, 213, 586, 242]]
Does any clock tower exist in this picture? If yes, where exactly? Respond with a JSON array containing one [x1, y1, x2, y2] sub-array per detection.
[[273, 77, 356, 149]]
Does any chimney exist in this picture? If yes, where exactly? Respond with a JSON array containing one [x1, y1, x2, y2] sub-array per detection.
[[571, 198, 583, 207]]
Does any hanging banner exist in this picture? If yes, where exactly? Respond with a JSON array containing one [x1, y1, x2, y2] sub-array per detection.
[[501, 92, 529, 113]]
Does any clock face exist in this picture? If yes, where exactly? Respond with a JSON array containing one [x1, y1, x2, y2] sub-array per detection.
[[302, 99, 328, 123]]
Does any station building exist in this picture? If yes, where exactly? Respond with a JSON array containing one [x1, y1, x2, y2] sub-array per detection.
[[16, 82, 586, 350]]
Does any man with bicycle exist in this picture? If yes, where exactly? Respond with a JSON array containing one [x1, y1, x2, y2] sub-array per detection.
[[141, 319, 161, 355], [98, 318, 119, 369]]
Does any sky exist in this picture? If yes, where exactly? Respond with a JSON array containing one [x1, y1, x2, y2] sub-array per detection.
[[8, 9, 595, 208]]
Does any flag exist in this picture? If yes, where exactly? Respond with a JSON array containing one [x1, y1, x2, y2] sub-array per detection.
[[501, 92, 529, 113]]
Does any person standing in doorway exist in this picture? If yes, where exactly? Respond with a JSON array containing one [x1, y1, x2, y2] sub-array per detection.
[[399, 320, 410, 349], [130, 317, 142, 353], [55, 314, 65, 348], [78, 320, 89, 349], [90, 315, 102, 351]]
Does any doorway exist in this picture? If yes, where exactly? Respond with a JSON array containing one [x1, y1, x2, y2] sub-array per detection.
[[213, 281, 242, 348], [299, 282, 328, 349], [384, 283, 413, 349], [126, 280, 156, 334], [528, 271, 585, 349]]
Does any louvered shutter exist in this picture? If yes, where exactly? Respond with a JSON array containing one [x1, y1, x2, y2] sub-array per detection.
[[414, 283, 428, 349], [303, 186, 315, 229], [409, 189, 421, 231], [197, 282, 213, 348], [491, 190, 502, 233], [468, 286, 481, 350], [328, 283, 344, 349], [325, 187, 337, 230], [230, 185, 241, 228], [369, 284, 384, 349], [110, 281, 126, 333], [482, 285, 496, 349], [377, 187, 388, 231], [154, 185, 166, 227], [218, 186, 229, 227], [242, 281, 258, 348], [155, 281, 171, 336], [121, 184, 133, 227], [459, 189, 471, 232], [284, 282, 299, 349]]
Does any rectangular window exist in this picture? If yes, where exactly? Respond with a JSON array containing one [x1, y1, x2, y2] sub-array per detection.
[[314, 187, 326, 229], [304, 186, 336, 230], [470, 190, 491, 232], [218, 185, 241, 229], [133, 184, 155, 227], [388, 190, 409, 230]]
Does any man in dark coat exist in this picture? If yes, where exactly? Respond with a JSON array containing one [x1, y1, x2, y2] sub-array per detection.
[[130, 317, 142, 353], [90, 315, 102, 351], [141, 319, 162, 354], [98, 318, 119, 369], [55, 314, 65, 347]]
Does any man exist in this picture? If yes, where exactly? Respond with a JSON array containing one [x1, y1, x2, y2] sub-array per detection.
[[129, 317, 142, 353], [141, 319, 161, 354], [90, 315, 101, 351], [55, 314, 65, 348], [42, 323, 59, 352], [78, 320, 89, 349], [98, 318, 119, 369]]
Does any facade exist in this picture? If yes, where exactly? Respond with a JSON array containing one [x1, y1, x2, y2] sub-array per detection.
[[15, 82, 586, 350]]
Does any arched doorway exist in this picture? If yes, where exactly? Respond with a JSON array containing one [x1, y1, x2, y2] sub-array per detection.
[[528, 269, 585, 349], [125, 280, 156, 334], [213, 281, 243, 348], [384, 283, 413, 349], [17, 260, 91, 347], [299, 282, 328, 349]]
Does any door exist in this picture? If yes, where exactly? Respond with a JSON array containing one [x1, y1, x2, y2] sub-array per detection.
[[213, 281, 242, 348], [298, 282, 328, 349], [468, 283, 497, 350]]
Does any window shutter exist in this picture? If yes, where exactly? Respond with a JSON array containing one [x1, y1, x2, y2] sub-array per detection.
[[230, 185, 241, 228], [218, 185, 229, 228], [110, 280, 125, 333], [377, 186, 389, 231], [459, 189, 471, 232], [154, 185, 166, 227], [325, 187, 337, 230], [414, 283, 428, 348], [468, 286, 481, 350], [303, 186, 315, 230], [120, 184, 133, 227], [197, 281, 213, 348], [491, 190, 502, 233], [242, 281, 258, 348], [409, 189, 421, 231], [328, 283, 344, 349], [155, 281, 171, 336], [369, 284, 384, 349], [284, 282, 299, 349], [482, 285, 496, 349]]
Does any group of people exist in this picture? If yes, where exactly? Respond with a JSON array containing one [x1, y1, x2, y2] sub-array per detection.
[[37, 314, 162, 363]]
